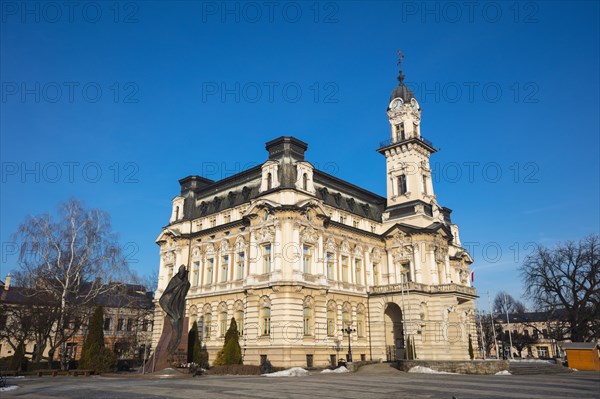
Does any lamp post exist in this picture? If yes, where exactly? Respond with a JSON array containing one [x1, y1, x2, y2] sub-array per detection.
[[343, 325, 356, 363]]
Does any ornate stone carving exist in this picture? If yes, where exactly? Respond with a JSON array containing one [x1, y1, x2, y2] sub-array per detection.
[[259, 296, 271, 308], [301, 226, 318, 244], [218, 301, 228, 312], [340, 240, 350, 254], [371, 247, 382, 263], [256, 226, 274, 243]]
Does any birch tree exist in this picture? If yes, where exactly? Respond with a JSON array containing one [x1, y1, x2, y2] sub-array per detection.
[[13, 198, 132, 368]]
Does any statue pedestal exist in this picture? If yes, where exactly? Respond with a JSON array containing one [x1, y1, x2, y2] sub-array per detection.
[[145, 317, 189, 373]]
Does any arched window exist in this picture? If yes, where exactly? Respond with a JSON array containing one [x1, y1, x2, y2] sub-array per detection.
[[356, 304, 366, 337], [219, 311, 227, 337], [303, 173, 308, 190], [262, 307, 271, 336], [236, 309, 244, 336], [203, 310, 212, 338], [260, 296, 271, 336], [342, 302, 352, 328], [303, 296, 313, 336], [267, 172, 272, 190], [327, 301, 337, 337]]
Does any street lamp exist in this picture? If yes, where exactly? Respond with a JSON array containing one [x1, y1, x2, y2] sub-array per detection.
[[343, 325, 356, 363]]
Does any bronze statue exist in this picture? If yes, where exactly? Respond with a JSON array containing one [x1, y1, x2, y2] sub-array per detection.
[[159, 265, 190, 353]]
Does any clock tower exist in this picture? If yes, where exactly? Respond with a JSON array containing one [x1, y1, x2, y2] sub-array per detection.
[[378, 53, 439, 228]]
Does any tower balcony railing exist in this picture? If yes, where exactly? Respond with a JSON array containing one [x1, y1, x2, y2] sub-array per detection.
[[378, 135, 435, 150]]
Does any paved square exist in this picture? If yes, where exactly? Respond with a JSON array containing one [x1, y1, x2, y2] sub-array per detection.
[[3, 366, 599, 399]]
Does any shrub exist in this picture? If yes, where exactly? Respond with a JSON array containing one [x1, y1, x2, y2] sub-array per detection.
[[213, 318, 242, 366], [79, 306, 117, 373]]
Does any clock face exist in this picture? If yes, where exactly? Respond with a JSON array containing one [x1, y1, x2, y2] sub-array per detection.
[[390, 98, 403, 111], [410, 98, 419, 109]]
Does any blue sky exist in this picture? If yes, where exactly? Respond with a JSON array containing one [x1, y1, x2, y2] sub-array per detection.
[[1, 1, 599, 309]]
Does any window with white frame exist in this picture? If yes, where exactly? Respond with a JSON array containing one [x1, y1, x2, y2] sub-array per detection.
[[236, 251, 245, 280], [354, 258, 362, 285], [221, 255, 229, 282], [326, 252, 334, 280], [302, 245, 312, 274], [263, 244, 272, 273]]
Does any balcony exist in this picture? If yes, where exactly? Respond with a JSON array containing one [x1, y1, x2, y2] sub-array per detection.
[[370, 282, 477, 297], [378, 135, 436, 151]]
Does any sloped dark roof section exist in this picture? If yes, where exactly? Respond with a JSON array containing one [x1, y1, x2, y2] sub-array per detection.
[[0, 283, 153, 309]]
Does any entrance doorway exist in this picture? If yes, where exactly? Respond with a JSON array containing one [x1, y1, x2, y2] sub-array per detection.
[[384, 303, 404, 361]]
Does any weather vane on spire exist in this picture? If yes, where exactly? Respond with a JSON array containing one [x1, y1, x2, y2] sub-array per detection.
[[397, 50, 405, 84]]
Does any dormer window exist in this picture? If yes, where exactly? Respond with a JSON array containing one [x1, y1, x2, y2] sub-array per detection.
[[303, 173, 308, 190], [267, 173, 272, 190], [174, 206, 180, 220]]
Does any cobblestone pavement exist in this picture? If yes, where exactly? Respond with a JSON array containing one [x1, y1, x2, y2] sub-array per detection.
[[3, 367, 599, 399]]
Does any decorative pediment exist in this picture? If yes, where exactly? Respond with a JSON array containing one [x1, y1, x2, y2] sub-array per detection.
[[205, 243, 215, 256], [325, 237, 337, 253], [259, 296, 271, 308], [234, 300, 244, 311], [192, 247, 201, 259], [354, 245, 363, 258], [218, 301, 228, 313], [256, 226, 274, 243], [356, 303, 365, 314], [340, 240, 350, 254], [301, 226, 318, 244], [327, 300, 337, 311], [371, 247, 382, 263], [342, 302, 352, 314], [303, 296, 314, 308], [235, 236, 245, 252], [220, 240, 230, 253]]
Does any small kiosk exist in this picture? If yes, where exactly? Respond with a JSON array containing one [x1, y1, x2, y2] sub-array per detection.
[[562, 342, 600, 371]]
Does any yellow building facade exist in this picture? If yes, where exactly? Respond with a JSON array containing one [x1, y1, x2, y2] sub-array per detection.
[[153, 65, 478, 368]]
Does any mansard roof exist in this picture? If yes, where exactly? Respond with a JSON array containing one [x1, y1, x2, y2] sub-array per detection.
[[174, 137, 387, 222]]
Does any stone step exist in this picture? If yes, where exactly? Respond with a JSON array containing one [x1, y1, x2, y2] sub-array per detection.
[[508, 363, 573, 375]]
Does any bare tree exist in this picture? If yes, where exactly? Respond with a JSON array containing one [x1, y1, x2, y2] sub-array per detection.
[[520, 234, 599, 342], [12, 198, 132, 369], [493, 291, 526, 315]]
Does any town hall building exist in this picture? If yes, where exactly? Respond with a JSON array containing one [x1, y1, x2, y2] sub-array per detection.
[[153, 60, 478, 368]]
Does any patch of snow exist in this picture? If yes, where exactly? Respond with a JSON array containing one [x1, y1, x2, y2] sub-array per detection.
[[0, 385, 19, 392], [321, 366, 349, 374], [407, 366, 457, 374], [263, 367, 309, 377], [495, 370, 512, 375], [571, 368, 578, 372]]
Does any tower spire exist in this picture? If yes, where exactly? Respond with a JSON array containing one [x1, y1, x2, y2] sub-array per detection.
[[397, 50, 405, 84]]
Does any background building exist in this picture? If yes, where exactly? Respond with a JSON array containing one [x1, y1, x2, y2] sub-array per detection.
[[153, 62, 477, 368]]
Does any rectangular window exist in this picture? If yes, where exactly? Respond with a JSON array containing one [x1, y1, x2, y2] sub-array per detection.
[[224, 214, 231, 223], [371, 225, 376, 233], [262, 308, 271, 336], [396, 123, 405, 140], [353, 220, 359, 228], [210, 218, 216, 227], [126, 318, 133, 332], [401, 262, 411, 283], [263, 244, 272, 273], [237, 251, 245, 280], [206, 258, 214, 284], [341, 256, 349, 282], [355, 259, 362, 285], [103, 318, 111, 331], [398, 174, 407, 195], [373, 264, 380, 285], [326, 252, 334, 280], [142, 320, 149, 332], [117, 318, 124, 331], [221, 255, 229, 282], [422, 175, 428, 194], [339, 215, 345, 224], [537, 346, 549, 358], [303, 245, 312, 274], [193, 261, 200, 286]]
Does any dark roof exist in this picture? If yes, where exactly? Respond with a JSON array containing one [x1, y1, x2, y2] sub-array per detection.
[[390, 82, 416, 103], [0, 283, 153, 310], [174, 137, 388, 222], [562, 342, 599, 350], [496, 309, 570, 323]]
